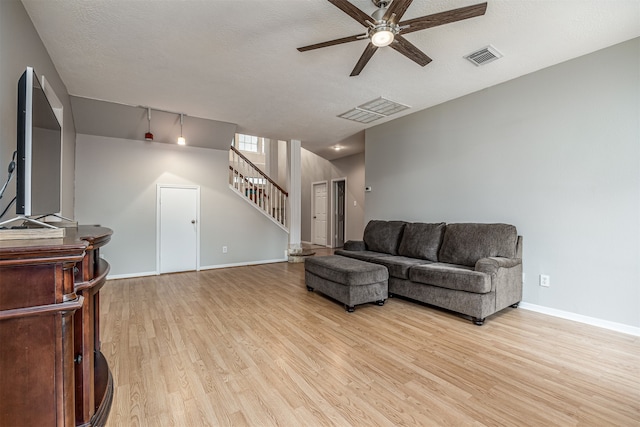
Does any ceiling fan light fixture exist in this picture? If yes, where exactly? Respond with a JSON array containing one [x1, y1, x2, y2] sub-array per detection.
[[297, 0, 489, 76], [371, 27, 394, 47]]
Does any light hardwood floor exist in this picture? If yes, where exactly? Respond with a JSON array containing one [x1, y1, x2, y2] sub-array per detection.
[[102, 260, 640, 426]]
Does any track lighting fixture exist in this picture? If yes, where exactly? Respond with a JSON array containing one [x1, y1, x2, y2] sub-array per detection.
[[145, 107, 153, 141], [139, 106, 189, 144], [177, 113, 186, 145], [369, 5, 398, 47]]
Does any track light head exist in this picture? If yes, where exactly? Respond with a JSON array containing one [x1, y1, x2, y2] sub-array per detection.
[[177, 113, 186, 145], [145, 108, 154, 141]]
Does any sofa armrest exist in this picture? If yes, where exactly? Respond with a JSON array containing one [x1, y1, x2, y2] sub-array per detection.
[[343, 240, 366, 251], [475, 257, 521, 273], [475, 257, 523, 309]]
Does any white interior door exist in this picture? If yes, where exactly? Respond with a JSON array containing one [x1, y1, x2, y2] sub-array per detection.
[[312, 182, 327, 246], [158, 185, 199, 274]]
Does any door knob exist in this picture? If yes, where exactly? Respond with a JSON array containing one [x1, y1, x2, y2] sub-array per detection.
[[191, 220, 196, 224]]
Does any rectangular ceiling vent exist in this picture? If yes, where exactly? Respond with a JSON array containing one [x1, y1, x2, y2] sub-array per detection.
[[465, 45, 503, 66], [338, 97, 410, 123]]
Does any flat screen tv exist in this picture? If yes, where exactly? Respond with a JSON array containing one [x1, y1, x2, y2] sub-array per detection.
[[16, 67, 62, 217]]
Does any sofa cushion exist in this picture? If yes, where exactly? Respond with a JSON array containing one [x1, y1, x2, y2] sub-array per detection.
[[439, 223, 518, 267], [304, 255, 388, 286], [397, 222, 446, 261], [334, 249, 393, 263], [409, 263, 492, 294], [336, 249, 432, 280], [363, 220, 407, 255], [370, 256, 433, 280], [342, 240, 366, 251]]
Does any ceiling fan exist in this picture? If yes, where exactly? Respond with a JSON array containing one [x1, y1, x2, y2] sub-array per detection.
[[297, 0, 488, 76]]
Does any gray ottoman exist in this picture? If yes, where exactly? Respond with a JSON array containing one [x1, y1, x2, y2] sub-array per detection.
[[304, 255, 389, 312]]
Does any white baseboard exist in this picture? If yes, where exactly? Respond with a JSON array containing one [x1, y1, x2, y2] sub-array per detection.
[[520, 302, 640, 337], [302, 241, 331, 248], [107, 271, 157, 280], [200, 258, 287, 271], [107, 258, 288, 280]]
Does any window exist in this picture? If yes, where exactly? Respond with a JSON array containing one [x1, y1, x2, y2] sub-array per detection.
[[237, 133, 258, 153]]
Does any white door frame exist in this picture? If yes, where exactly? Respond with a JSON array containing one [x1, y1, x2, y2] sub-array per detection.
[[311, 180, 328, 247], [330, 177, 347, 248], [156, 184, 201, 274]]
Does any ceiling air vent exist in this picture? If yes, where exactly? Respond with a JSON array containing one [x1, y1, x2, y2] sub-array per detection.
[[338, 97, 410, 124], [465, 45, 502, 66]]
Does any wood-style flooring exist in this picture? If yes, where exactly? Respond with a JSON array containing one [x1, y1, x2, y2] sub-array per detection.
[[101, 259, 640, 426]]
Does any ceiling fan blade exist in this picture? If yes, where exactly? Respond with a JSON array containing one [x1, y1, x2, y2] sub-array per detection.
[[298, 34, 363, 52], [329, 0, 371, 27], [350, 43, 378, 76], [383, 0, 413, 24], [389, 34, 432, 66], [399, 2, 487, 35]]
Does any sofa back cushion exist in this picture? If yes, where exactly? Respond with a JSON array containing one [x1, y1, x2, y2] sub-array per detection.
[[363, 220, 407, 255], [439, 223, 518, 267], [397, 222, 446, 261]]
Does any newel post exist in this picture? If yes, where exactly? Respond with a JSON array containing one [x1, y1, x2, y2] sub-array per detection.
[[287, 139, 302, 256]]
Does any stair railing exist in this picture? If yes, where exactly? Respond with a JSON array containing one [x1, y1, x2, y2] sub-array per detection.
[[229, 146, 288, 230]]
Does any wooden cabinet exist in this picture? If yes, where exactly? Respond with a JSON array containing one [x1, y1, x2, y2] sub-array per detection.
[[0, 226, 113, 427]]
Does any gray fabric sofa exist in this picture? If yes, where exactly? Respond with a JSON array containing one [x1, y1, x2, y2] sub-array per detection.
[[334, 220, 523, 325]]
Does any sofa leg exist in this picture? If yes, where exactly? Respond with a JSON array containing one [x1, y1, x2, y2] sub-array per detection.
[[388, 293, 394, 298], [473, 317, 485, 326], [376, 300, 385, 306], [306, 286, 314, 292], [510, 302, 520, 308], [346, 305, 355, 313]]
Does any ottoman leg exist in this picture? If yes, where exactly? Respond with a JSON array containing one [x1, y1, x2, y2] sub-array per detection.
[[306, 286, 314, 291], [346, 305, 355, 313], [376, 300, 385, 306]]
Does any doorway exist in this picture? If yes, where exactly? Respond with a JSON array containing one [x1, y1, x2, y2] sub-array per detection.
[[332, 178, 346, 248], [311, 181, 327, 246], [157, 185, 200, 274]]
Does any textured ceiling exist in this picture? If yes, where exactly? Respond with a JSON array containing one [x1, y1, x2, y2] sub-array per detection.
[[21, 0, 640, 160]]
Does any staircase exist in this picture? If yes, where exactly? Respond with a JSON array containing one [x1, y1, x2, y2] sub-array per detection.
[[229, 146, 288, 232]]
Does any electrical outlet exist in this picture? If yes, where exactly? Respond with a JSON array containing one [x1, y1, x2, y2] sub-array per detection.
[[222, 246, 228, 254], [539, 274, 550, 287]]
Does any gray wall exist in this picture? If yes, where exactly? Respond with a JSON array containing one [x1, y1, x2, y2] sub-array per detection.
[[301, 149, 365, 245], [365, 38, 639, 328], [75, 134, 289, 277], [70, 96, 237, 151], [0, 0, 75, 218]]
